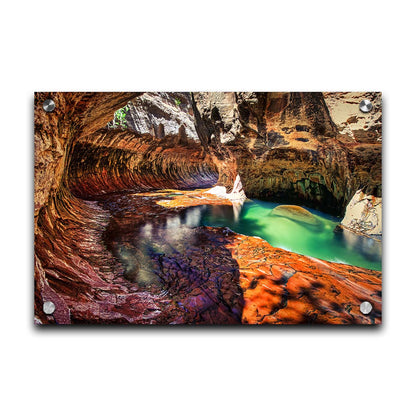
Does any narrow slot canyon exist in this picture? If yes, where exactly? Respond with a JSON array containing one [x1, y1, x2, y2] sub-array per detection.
[[34, 92, 382, 325]]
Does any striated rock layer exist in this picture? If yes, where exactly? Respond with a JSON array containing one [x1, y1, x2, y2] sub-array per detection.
[[34, 92, 141, 220], [34, 92, 382, 325], [193, 92, 382, 216], [34, 92, 223, 323], [68, 130, 218, 198]]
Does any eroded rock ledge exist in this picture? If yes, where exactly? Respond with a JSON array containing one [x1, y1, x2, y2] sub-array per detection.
[[193, 92, 382, 217]]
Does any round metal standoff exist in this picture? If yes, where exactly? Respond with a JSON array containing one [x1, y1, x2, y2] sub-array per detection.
[[42, 99, 55, 113], [43, 301, 56, 315], [360, 301, 373, 315], [359, 99, 373, 113]]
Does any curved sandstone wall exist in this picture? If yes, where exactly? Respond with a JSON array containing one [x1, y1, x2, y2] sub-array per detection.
[[67, 130, 218, 198], [34, 92, 221, 323], [34, 92, 382, 324]]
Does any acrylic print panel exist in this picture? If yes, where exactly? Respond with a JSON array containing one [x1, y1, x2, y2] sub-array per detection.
[[34, 92, 382, 325]]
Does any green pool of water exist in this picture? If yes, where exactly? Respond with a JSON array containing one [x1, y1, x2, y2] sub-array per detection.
[[201, 199, 382, 271]]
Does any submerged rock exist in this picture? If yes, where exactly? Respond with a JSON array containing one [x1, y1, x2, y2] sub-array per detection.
[[270, 204, 321, 226]]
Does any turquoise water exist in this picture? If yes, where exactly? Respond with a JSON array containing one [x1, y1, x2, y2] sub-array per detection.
[[200, 199, 382, 271]]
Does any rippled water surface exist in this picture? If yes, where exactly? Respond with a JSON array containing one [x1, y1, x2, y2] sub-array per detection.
[[200, 199, 382, 271]]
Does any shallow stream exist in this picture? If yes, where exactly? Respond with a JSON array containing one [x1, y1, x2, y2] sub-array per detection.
[[200, 199, 382, 271], [105, 196, 382, 280]]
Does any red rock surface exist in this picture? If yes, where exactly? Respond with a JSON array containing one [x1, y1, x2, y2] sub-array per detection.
[[225, 231, 381, 324], [68, 130, 218, 198], [35, 188, 381, 325]]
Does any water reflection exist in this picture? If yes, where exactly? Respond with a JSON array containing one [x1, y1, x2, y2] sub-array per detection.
[[232, 200, 244, 222], [107, 199, 381, 284], [209, 202, 244, 224], [334, 227, 382, 263], [108, 206, 209, 287], [199, 200, 382, 271]]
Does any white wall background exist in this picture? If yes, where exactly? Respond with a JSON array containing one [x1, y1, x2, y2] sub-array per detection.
[[1, 1, 415, 415]]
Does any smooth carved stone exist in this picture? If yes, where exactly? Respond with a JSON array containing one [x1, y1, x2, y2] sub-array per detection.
[[270, 205, 321, 226], [222, 230, 381, 325], [341, 189, 382, 236], [67, 130, 219, 199], [34, 92, 141, 220]]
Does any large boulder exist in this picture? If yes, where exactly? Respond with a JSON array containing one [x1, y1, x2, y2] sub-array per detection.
[[341, 190, 382, 237]]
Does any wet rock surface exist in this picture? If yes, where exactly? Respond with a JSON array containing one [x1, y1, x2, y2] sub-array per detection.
[[225, 230, 381, 324], [35, 188, 381, 324]]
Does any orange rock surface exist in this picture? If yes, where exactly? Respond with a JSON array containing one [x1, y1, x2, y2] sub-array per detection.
[[154, 189, 233, 208], [225, 234, 381, 324], [158, 191, 382, 325]]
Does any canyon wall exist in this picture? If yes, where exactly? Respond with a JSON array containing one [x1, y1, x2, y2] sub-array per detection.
[[34, 92, 141, 221], [35, 91, 382, 229], [193, 92, 382, 217], [34, 92, 220, 323], [324, 92, 382, 234], [35, 93, 139, 323]]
